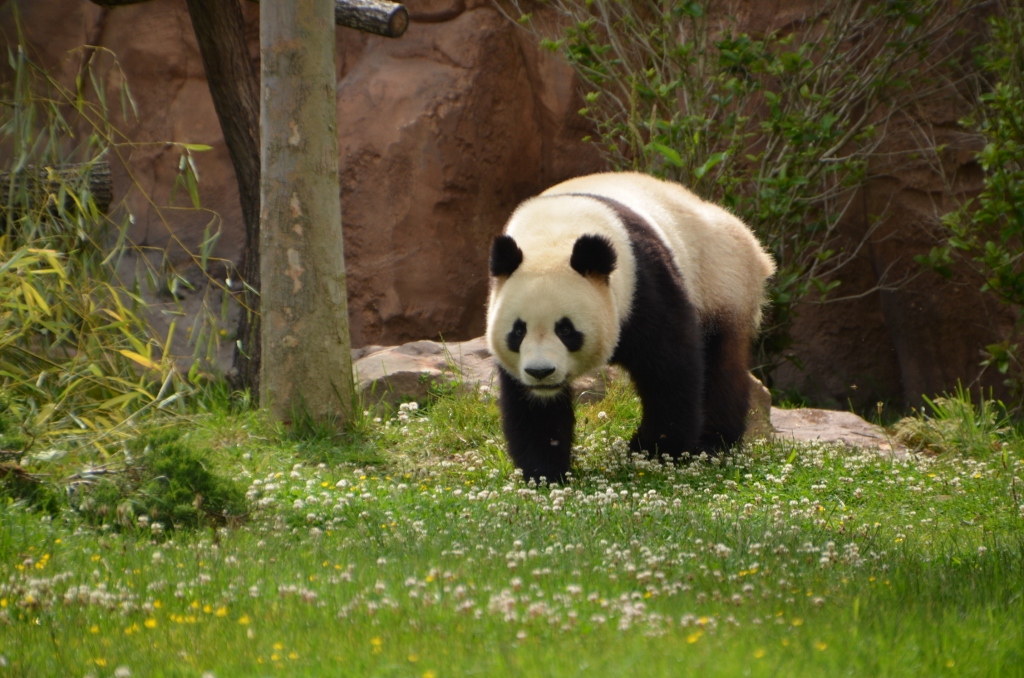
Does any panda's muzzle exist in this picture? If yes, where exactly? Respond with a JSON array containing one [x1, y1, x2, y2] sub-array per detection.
[[523, 364, 564, 393], [525, 366, 556, 380]]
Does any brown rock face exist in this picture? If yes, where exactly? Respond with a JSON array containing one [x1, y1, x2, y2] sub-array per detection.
[[335, 7, 601, 345]]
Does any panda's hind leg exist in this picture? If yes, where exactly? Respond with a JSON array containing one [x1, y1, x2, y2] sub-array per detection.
[[615, 316, 705, 462], [699, 320, 752, 451], [626, 356, 704, 461]]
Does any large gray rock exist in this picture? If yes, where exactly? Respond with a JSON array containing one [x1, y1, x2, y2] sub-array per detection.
[[354, 337, 905, 456], [771, 407, 907, 458], [351, 336, 617, 408], [353, 337, 495, 408]]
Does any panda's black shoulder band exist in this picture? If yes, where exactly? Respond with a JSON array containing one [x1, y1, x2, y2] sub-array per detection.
[[490, 234, 523, 277]]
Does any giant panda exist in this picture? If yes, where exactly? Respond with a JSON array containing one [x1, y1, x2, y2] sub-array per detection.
[[486, 172, 775, 482]]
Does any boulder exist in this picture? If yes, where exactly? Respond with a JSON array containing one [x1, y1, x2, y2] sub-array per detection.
[[353, 336, 495, 408], [771, 407, 907, 459], [355, 337, 905, 456], [351, 336, 618, 408]]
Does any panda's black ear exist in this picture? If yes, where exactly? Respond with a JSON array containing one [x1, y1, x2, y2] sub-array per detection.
[[490, 235, 523, 277], [570, 234, 617, 280]]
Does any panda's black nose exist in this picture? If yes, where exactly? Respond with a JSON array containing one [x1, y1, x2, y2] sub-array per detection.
[[525, 366, 556, 380]]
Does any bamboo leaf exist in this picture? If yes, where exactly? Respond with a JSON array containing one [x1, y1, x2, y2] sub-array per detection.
[[118, 349, 160, 371]]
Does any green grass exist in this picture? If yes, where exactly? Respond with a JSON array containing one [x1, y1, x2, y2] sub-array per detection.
[[1, 383, 1023, 677]]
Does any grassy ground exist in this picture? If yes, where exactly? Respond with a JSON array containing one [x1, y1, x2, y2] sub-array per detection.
[[1, 382, 1023, 677]]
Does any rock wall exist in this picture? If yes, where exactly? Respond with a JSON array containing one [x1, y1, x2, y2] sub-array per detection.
[[0, 0, 1013, 407], [0, 0, 603, 345]]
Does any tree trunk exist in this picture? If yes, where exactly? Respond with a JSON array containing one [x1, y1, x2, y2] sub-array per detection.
[[184, 0, 262, 396], [260, 0, 353, 426]]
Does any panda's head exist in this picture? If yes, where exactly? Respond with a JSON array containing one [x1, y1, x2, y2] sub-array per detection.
[[486, 231, 619, 397]]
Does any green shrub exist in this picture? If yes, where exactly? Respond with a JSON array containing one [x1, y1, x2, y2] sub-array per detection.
[[518, 0, 973, 381], [926, 1, 1024, 403], [893, 386, 1014, 457], [75, 429, 246, 530]]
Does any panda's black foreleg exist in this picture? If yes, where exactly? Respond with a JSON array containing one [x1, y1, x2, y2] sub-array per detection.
[[497, 367, 575, 483]]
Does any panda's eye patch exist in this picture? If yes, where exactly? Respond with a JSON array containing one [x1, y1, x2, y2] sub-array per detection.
[[507, 319, 527, 353], [554, 317, 583, 352]]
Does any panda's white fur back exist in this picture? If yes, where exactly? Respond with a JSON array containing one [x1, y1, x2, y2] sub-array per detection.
[[541, 172, 776, 330]]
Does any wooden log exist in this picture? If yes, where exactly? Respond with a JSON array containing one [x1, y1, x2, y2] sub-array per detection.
[[88, 0, 409, 38], [330, 0, 408, 37], [0, 162, 113, 215]]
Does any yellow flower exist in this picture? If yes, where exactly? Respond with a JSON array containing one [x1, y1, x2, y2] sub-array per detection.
[[423, 672, 437, 678], [94, 658, 107, 667], [408, 654, 419, 663], [89, 625, 100, 634], [144, 618, 157, 629], [946, 660, 955, 668], [791, 618, 804, 627], [686, 630, 703, 644], [154, 600, 162, 609], [781, 638, 790, 647], [203, 604, 213, 614], [274, 643, 284, 651], [288, 652, 299, 660], [754, 649, 766, 659], [815, 641, 828, 651], [238, 615, 251, 625], [215, 606, 228, 617]]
